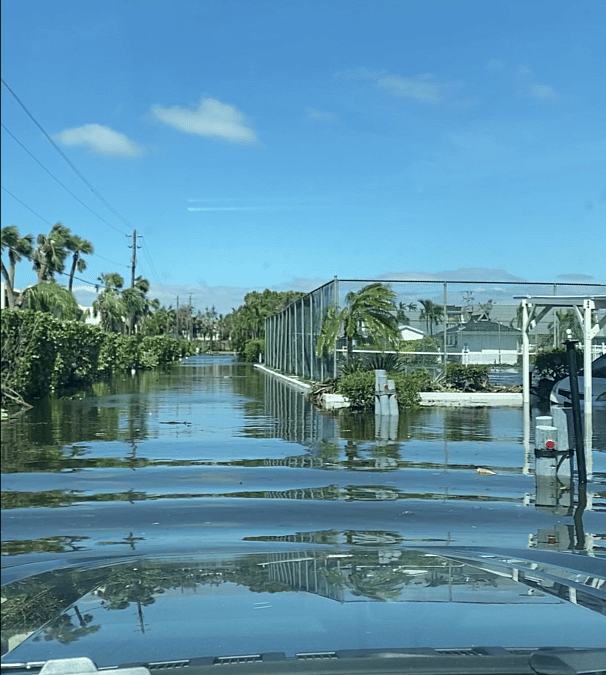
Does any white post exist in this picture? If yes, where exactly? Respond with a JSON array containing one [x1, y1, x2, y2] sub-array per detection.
[[583, 298, 593, 479], [522, 299, 531, 406]]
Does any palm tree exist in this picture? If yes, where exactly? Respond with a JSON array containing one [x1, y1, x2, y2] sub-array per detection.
[[1, 225, 34, 307], [122, 276, 151, 334], [549, 309, 582, 345], [317, 283, 400, 361], [94, 272, 126, 332], [21, 282, 82, 319], [32, 223, 70, 283], [418, 299, 444, 336], [98, 272, 124, 291], [65, 234, 94, 292]]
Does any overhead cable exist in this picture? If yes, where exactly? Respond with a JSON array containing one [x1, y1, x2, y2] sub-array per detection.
[[2, 78, 134, 233], [2, 123, 128, 235]]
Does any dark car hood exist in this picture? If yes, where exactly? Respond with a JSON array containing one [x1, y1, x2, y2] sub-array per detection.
[[2, 546, 605, 670]]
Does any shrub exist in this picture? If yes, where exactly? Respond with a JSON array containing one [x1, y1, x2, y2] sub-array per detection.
[[242, 338, 265, 362], [337, 370, 374, 408], [444, 363, 489, 391], [531, 347, 582, 401], [337, 368, 432, 410], [338, 356, 364, 376], [399, 337, 441, 366]]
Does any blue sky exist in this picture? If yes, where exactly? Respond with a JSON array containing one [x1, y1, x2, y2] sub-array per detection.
[[2, 0, 604, 314]]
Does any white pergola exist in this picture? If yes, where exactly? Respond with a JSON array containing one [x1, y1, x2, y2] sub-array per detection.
[[516, 295, 606, 449]]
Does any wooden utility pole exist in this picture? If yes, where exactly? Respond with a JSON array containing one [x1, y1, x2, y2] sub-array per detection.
[[189, 294, 193, 340], [129, 230, 141, 287]]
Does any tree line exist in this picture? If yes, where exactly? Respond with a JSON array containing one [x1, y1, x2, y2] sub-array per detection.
[[1, 224, 314, 357]]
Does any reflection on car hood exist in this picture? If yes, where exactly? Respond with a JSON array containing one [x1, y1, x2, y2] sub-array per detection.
[[2, 547, 606, 669]]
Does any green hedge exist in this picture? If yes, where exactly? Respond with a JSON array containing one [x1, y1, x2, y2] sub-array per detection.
[[444, 363, 489, 391], [1, 310, 194, 401], [337, 368, 435, 409]]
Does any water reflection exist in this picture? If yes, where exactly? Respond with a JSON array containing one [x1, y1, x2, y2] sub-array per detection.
[[2, 548, 605, 663], [1, 356, 604, 567]]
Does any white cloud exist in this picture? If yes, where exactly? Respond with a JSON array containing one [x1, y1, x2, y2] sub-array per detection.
[[555, 273, 596, 283], [150, 97, 258, 144], [377, 75, 443, 103], [530, 84, 556, 99], [305, 107, 339, 123], [55, 124, 143, 157]]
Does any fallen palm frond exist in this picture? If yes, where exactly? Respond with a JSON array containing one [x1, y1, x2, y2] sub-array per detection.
[[307, 379, 338, 408]]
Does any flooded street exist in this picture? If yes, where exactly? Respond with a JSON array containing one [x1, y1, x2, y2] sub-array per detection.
[[2, 355, 606, 575]]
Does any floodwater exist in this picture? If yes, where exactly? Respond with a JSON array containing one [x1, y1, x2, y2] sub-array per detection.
[[2, 354, 605, 574]]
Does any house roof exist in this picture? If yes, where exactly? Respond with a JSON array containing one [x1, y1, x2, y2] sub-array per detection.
[[446, 315, 521, 334]]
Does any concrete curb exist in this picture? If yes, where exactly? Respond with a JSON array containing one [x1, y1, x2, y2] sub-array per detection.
[[419, 392, 522, 407], [253, 364, 311, 393]]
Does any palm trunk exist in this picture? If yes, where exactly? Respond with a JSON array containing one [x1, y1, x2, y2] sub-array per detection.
[[346, 335, 353, 362], [1, 260, 16, 308], [68, 253, 79, 292]]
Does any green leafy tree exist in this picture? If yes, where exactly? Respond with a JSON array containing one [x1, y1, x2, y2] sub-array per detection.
[[228, 289, 305, 355], [418, 298, 444, 336], [317, 283, 400, 361], [1, 225, 34, 307]]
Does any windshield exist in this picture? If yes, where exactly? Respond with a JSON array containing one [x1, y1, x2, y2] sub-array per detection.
[[2, 0, 606, 671]]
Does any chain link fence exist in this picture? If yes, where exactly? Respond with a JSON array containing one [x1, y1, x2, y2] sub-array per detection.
[[265, 278, 606, 380]]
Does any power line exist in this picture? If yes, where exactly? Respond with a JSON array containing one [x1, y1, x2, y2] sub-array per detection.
[[1, 185, 53, 226], [2, 123, 129, 235], [2, 78, 135, 233], [140, 239, 162, 285], [2, 184, 127, 274], [2, 185, 129, 275], [2, 245, 105, 290]]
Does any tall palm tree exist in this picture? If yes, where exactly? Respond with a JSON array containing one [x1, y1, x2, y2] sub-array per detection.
[[93, 272, 126, 332], [122, 276, 151, 334], [418, 299, 444, 336], [66, 234, 94, 292], [1, 225, 34, 307], [98, 272, 124, 291], [33, 223, 70, 283], [21, 282, 82, 320], [317, 283, 400, 361]]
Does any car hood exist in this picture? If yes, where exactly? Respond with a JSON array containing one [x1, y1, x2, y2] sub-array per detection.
[[2, 546, 605, 670]]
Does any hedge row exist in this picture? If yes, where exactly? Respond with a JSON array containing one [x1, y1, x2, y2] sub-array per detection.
[[1, 310, 196, 400], [335, 363, 491, 410], [337, 368, 437, 409]]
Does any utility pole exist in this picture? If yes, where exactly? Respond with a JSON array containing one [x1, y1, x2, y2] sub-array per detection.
[[176, 295, 180, 338], [189, 294, 193, 340], [128, 230, 141, 287]]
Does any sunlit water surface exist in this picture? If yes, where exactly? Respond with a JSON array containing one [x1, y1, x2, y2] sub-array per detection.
[[3, 355, 604, 570]]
